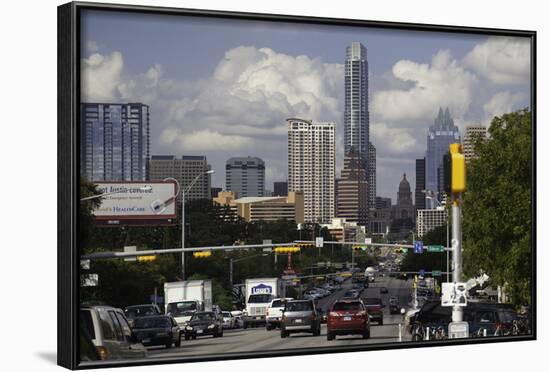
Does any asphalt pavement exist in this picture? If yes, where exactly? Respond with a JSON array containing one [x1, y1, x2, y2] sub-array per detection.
[[147, 275, 413, 359]]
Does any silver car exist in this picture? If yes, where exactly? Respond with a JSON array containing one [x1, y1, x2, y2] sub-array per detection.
[[80, 306, 147, 361], [280, 300, 321, 338]]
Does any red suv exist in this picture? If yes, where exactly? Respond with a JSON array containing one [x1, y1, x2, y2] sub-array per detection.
[[327, 299, 370, 340]]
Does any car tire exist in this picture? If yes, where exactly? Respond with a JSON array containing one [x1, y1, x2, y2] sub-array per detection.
[[281, 330, 288, 338], [192, 336, 197, 340], [379, 319, 384, 326], [327, 332, 335, 341], [166, 342, 172, 349], [175, 338, 181, 347], [363, 328, 371, 339], [266, 324, 273, 331], [184, 334, 190, 341]]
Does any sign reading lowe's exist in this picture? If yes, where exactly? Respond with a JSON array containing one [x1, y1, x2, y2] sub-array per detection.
[[251, 284, 273, 295]]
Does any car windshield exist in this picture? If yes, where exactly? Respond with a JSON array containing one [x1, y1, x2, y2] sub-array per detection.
[[285, 301, 313, 312], [191, 312, 214, 321], [364, 298, 382, 306], [248, 294, 273, 303], [271, 300, 285, 307], [133, 317, 171, 329], [222, 312, 231, 317], [333, 302, 362, 311], [498, 310, 517, 323], [167, 302, 197, 316]]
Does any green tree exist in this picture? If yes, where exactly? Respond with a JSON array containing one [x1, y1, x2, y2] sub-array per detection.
[[400, 225, 448, 274], [462, 109, 532, 305]]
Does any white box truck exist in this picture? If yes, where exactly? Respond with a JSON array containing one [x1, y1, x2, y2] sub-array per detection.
[[243, 278, 285, 329], [164, 280, 212, 327]]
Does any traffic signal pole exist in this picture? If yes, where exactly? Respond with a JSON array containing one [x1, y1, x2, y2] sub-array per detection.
[[451, 192, 463, 323]]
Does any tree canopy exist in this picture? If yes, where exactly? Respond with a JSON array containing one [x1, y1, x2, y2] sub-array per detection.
[[462, 109, 532, 305]]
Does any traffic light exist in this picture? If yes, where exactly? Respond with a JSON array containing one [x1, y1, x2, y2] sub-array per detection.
[[137, 255, 156, 262], [296, 243, 314, 248], [443, 143, 466, 194], [193, 250, 212, 258], [274, 246, 300, 254], [352, 245, 366, 251]]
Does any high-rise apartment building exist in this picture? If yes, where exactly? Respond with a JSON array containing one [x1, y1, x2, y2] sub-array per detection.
[[225, 156, 265, 198], [80, 103, 150, 181], [426, 108, 461, 201], [463, 125, 488, 162], [148, 155, 212, 201], [336, 150, 368, 226], [415, 158, 426, 209], [344, 42, 369, 161], [287, 118, 335, 224]]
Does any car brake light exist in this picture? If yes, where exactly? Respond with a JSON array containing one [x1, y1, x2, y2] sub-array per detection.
[[357, 311, 366, 316], [96, 346, 108, 360], [329, 312, 339, 317]]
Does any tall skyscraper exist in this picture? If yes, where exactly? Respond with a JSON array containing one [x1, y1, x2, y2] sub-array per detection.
[[80, 103, 150, 181], [336, 150, 368, 226], [148, 155, 212, 201], [368, 141, 376, 212], [273, 181, 288, 197], [287, 118, 335, 224], [463, 125, 488, 162], [225, 156, 265, 198], [344, 42, 369, 160], [425, 108, 461, 202], [415, 158, 426, 209]]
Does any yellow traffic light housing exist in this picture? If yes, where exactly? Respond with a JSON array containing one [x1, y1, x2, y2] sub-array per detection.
[[449, 143, 466, 193], [274, 246, 301, 254], [444, 143, 466, 194], [137, 255, 156, 262], [193, 250, 212, 258]]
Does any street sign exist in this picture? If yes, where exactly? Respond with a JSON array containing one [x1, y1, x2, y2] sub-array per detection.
[[80, 259, 90, 270], [432, 270, 442, 277], [315, 237, 324, 248], [81, 274, 98, 287], [124, 246, 137, 262], [364, 237, 372, 245], [448, 321, 469, 339], [441, 282, 468, 307], [414, 240, 424, 254], [426, 245, 445, 252]]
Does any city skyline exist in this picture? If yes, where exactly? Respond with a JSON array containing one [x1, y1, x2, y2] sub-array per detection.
[[80, 10, 531, 199]]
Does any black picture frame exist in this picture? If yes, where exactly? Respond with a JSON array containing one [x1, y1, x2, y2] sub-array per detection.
[[58, 1, 537, 369]]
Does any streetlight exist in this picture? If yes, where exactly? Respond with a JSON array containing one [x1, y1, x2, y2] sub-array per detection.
[[229, 253, 269, 287], [178, 169, 215, 281], [80, 185, 152, 201]]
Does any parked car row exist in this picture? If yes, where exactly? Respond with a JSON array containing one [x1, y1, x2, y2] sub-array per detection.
[[303, 283, 337, 300]]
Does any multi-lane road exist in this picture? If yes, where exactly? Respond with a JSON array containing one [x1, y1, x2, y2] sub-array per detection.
[[147, 276, 413, 359]]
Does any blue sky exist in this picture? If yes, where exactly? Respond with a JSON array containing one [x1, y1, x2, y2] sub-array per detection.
[[80, 9, 531, 200]]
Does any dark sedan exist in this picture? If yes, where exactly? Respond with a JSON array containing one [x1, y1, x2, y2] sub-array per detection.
[[184, 311, 224, 340], [132, 315, 181, 348]]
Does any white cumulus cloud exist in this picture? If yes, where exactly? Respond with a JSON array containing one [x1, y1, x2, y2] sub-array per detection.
[[483, 91, 527, 119], [372, 50, 478, 123], [463, 36, 530, 85]]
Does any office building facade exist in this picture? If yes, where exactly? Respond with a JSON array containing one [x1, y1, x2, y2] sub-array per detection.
[[148, 155, 212, 201], [415, 158, 426, 209], [273, 181, 288, 197], [80, 102, 150, 181], [425, 107, 461, 201], [225, 156, 265, 198], [463, 125, 488, 162], [416, 208, 448, 238], [336, 150, 368, 226], [287, 118, 335, 224]]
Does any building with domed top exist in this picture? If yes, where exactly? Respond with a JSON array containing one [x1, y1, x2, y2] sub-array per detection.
[[389, 173, 415, 240]]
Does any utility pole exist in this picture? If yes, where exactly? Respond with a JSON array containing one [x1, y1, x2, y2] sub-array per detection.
[[451, 192, 463, 322]]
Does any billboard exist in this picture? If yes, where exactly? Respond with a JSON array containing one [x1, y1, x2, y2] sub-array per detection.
[[92, 181, 177, 225]]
